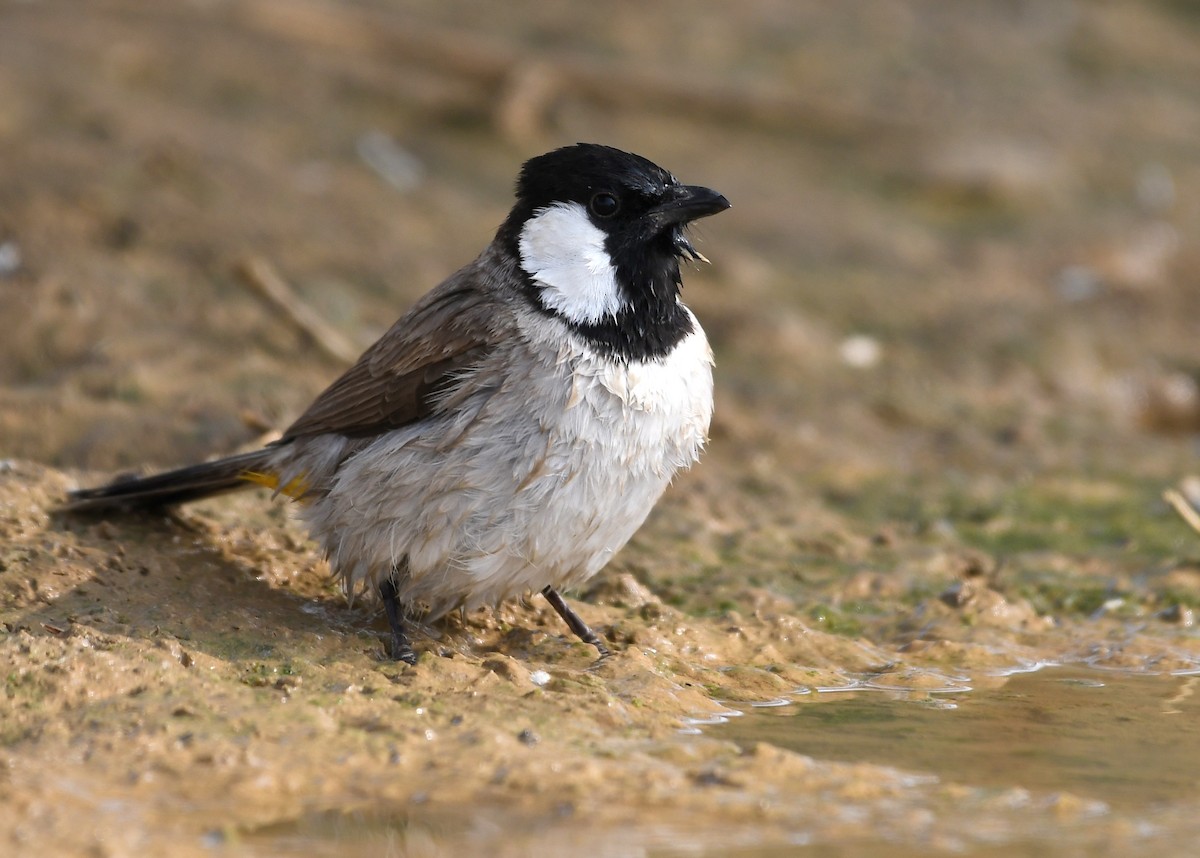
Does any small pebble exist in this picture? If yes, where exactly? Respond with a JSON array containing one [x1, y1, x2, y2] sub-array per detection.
[[1157, 605, 1195, 627], [356, 130, 423, 192], [1055, 265, 1100, 303], [1136, 162, 1175, 212], [0, 240, 21, 276], [839, 334, 882, 369]]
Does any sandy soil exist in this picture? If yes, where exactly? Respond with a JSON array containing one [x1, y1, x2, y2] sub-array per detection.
[[3, 1, 1200, 854]]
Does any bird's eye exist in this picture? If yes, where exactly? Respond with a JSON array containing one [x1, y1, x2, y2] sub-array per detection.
[[589, 192, 620, 218]]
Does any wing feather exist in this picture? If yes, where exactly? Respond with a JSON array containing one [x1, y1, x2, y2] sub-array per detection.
[[280, 262, 514, 441]]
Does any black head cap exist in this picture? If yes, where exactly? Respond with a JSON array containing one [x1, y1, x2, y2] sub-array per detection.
[[502, 143, 728, 244], [515, 144, 677, 211]]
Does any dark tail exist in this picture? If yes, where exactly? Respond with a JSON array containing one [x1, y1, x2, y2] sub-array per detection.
[[62, 448, 275, 512]]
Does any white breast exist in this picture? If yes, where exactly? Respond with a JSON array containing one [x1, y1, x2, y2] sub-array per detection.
[[457, 311, 714, 599], [584, 319, 715, 474]]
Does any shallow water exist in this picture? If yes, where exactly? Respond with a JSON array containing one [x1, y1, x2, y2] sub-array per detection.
[[718, 665, 1200, 811]]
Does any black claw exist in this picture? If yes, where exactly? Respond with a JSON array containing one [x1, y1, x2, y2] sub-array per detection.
[[380, 578, 417, 664], [392, 641, 418, 665], [542, 585, 610, 658]]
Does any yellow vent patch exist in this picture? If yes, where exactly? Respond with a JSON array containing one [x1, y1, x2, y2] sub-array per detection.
[[241, 470, 309, 499]]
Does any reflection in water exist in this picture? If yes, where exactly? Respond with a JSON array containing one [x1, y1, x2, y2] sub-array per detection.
[[718, 666, 1200, 810]]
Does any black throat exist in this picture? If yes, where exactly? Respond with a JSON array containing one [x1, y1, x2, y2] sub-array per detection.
[[498, 219, 695, 363]]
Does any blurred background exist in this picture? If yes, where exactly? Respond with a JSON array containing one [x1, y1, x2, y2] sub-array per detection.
[[2, 0, 1199, 602], [6, 4, 1200, 852]]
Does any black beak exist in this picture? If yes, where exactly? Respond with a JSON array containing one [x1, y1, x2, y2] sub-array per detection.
[[648, 185, 730, 263], [649, 184, 731, 228]]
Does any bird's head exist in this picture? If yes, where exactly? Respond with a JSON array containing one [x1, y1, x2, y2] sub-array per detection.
[[499, 143, 730, 359]]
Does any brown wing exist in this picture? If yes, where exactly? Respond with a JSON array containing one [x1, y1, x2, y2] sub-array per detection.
[[280, 264, 511, 441]]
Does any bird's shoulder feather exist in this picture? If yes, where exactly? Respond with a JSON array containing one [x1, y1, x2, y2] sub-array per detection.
[[280, 256, 518, 441]]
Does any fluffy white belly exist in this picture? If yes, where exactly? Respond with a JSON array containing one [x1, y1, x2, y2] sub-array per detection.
[[297, 318, 713, 617]]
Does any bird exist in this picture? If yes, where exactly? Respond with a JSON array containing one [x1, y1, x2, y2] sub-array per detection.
[[64, 143, 730, 664]]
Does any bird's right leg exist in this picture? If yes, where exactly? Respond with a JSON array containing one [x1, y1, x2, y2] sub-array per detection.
[[379, 577, 417, 664], [542, 585, 611, 658]]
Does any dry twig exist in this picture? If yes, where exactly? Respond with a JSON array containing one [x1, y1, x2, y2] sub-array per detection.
[[234, 256, 360, 365], [1164, 487, 1200, 536]]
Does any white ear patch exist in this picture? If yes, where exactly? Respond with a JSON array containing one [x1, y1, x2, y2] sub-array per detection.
[[518, 202, 624, 325]]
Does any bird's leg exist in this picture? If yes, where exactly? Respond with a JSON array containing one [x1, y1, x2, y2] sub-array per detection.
[[379, 578, 417, 664], [541, 585, 611, 658]]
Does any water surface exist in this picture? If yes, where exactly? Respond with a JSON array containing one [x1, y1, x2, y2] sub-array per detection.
[[718, 666, 1200, 810]]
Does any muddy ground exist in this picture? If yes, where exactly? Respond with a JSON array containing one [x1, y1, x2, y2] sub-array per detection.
[[3, 1, 1200, 855]]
